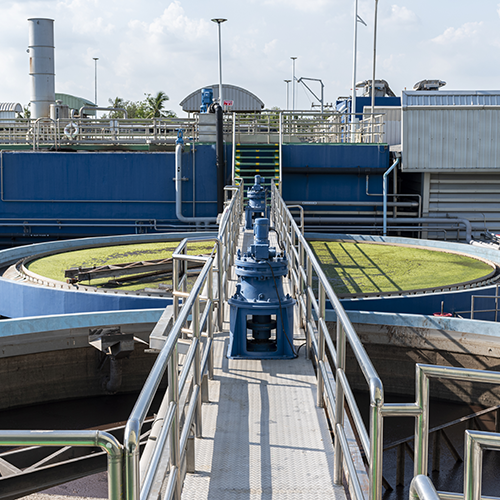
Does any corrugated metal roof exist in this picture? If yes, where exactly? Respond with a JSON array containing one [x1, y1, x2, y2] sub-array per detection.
[[55, 93, 96, 115], [403, 90, 500, 107], [0, 103, 22, 113], [180, 84, 264, 112]]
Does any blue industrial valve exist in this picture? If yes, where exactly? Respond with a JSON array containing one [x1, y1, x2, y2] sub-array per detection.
[[228, 218, 296, 359], [200, 88, 214, 113], [245, 175, 268, 229]]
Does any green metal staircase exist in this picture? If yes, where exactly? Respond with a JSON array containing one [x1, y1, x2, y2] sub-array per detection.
[[233, 143, 280, 197]]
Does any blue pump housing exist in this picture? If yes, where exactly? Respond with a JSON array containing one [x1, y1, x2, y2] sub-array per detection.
[[245, 175, 268, 229], [200, 88, 214, 113], [228, 218, 295, 359]]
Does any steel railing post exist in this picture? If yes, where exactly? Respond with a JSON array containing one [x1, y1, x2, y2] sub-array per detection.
[[306, 258, 313, 360], [414, 365, 430, 477], [168, 347, 181, 500], [334, 320, 345, 484], [173, 255, 180, 321], [217, 238, 223, 331], [369, 398, 384, 500], [317, 285, 325, 408], [208, 266, 214, 380], [193, 296, 202, 438]]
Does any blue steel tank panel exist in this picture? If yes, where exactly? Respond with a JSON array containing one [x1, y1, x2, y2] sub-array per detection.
[[0, 148, 218, 240]]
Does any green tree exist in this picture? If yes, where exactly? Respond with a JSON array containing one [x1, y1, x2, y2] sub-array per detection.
[[104, 92, 176, 119], [107, 97, 127, 118], [144, 91, 175, 118], [20, 104, 31, 119]]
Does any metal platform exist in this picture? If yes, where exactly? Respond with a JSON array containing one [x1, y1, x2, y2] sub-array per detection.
[[181, 227, 346, 499]]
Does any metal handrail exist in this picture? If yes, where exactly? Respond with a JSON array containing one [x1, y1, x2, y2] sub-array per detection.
[[470, 284, 500, 321], [270, 182, 384, 500], [229, 110, 385, 145], [123, 182, 244, 500], [0, 117, 197, 149], [0, 430, 123, 500], [410, 475, 440, 500], [270, 184, 500, 500]]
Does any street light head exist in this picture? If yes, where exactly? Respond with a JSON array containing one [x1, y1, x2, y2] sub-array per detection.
[[211, 18, 227, 24], [93, 57, 99, 61], [290, 56, 297, 60]]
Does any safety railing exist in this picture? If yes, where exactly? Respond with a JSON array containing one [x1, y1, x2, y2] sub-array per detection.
[[228, 110, 385, 145], [123, 181, 243, 500], [218, 182, 245, 311], [470, 284, 500, 321], [0, 430, 123, 500], [270, 183, 500, 500], [124, 244, 216, 500], [0, 117, 197, 149], [271, 182, 385, 500]]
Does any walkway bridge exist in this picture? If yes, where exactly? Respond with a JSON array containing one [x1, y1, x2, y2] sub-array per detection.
[[1, 185, 500, 500]]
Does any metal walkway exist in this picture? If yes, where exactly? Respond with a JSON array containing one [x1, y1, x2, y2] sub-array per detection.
[[182, 229, 346, 499]]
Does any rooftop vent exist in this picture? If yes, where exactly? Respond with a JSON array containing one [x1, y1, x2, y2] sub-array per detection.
[[356, 79, 396, 98], [413, 79, 446, 91]]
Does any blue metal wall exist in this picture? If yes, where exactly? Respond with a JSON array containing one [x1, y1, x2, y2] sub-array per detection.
[[0, 143, 389, 243], [0, 146, 218, 241], [281, 144, 390, 208]]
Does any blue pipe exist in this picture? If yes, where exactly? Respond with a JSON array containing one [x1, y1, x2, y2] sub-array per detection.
[[383, 157, 400, 236]]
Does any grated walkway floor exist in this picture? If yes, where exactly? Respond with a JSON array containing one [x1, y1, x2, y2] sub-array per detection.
[[182, 227, 346, 499]]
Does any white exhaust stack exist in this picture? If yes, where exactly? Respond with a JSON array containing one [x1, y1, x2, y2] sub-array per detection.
[[28, 18, 55, 119]]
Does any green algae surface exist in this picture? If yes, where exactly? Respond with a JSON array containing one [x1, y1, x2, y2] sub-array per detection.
[[309, 241, 494, 295], [27, 241, 216, 291]]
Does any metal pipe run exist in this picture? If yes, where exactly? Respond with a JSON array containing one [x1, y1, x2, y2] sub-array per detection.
[[299, 216, 472, 241], [73, 106, 129, 118], [383, 157, 400, 236]]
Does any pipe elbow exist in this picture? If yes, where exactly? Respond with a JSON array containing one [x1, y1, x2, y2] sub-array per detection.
[[124, 417, 141, 455], [369, 377, 384, 407], [96, 430, 123, 459]]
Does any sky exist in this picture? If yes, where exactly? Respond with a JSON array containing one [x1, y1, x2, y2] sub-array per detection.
[[1, 0, 500, 117]]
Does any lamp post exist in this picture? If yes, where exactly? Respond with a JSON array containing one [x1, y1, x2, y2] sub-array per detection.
[[291, 57, 297, 110], [93, 57, 98, 115], [211, 18, 227, 108], [284, 80, 291, 110], [371, 0, 379, 115], [352, 0, 367, 124]]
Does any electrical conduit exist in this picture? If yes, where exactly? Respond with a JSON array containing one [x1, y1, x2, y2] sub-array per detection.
[[383, 157, 399, 236]]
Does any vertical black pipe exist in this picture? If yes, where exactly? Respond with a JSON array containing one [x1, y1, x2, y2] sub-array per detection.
[[214, 103, 225, 213]]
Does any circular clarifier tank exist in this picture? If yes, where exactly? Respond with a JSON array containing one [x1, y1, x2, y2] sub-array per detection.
[[0, 232, 218, 318], [309, 240, 498, 298], [24, 240, 215, 293]]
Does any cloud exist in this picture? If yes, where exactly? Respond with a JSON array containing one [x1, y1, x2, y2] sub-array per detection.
[[261, 0, 329, 13], [431, 22, 482, 44], [384, 5, 419, 26]]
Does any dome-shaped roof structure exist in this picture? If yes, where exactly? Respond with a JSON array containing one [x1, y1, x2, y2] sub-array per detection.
[[180, 84, 265, 113], [0, 103, 23, 113]]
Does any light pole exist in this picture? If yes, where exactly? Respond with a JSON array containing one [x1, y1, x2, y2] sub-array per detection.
[[211, 18, 227, 108], [352, 0, 367, 124], [371, 0, 379, 115], [93, 57, 98, 115], [284, 80, 291, 110], [291, 57, 297, 111]]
